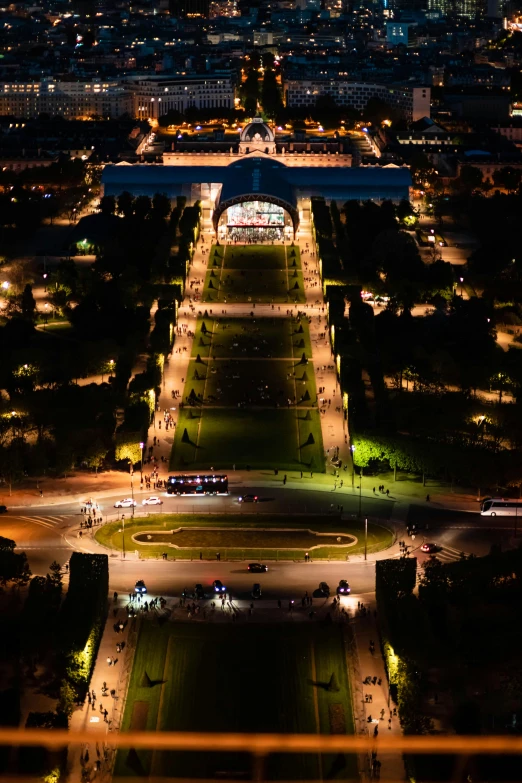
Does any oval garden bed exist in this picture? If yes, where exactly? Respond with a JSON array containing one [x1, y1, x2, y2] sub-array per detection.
[[133, 526, 357, 551]]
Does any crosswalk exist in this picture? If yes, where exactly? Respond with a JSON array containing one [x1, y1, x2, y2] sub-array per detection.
[[434, 544, 469, 563], [9, 514, 75, 530], [416, 544, 470, 578]]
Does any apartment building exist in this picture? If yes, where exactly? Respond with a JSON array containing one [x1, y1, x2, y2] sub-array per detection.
[[0, 79, 131, 119], [127, 74, 236, 120], [284, 78, 431, 122]]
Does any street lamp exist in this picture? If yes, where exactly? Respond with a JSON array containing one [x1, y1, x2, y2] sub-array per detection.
[[43, 273, 47, 292], [459, 277, 464, 296], [109, 359, 115, 378], [350, 445, 355, 488], [1, 281, 9, 291], [44, 302, 49, 327], [121, 514, 125, 559], [139, 441, 144, 481]]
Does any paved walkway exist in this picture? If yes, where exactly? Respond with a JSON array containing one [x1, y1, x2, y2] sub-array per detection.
[[68, 596, 139, 782], [351, 600, 406, 781]]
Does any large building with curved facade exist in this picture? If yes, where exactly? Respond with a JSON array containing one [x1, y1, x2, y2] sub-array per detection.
[[101, 119, 412, 238]]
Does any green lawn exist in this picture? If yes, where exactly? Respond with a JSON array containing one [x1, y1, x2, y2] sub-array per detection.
[[95, 514, 394, 560], [183, 357, 317, 408], [115, 622, 356, 780], [192, 317, 312, 360], [171, 407, 324, 471], [203, 268, 305, 304], [204, 244, 305, 304], [210, 243, 301, 270]]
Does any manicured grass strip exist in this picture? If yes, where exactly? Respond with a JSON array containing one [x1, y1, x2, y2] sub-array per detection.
[[210, 244, 302, 271], [114, 622, 171, 778], [183, 357, 317, 408], [119, 623, 326, 780], [203, 268, 305, 304], [191, 316, 312, 360], [94, 514, 394, 559], [171, 407, 324, 471]]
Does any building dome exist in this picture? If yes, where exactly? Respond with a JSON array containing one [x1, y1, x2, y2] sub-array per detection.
[[240, 118, 275, 144]]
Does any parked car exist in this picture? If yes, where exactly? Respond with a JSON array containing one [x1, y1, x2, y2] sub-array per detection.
[[238, 494, 258, 503], [142, 496, 163, 506], [213, 580, 226, 593], [337, 580, 351, 595], [134, 580, 147, 594], [252, 583, 262, 599], [319, 581, 330, 596], [114, 498, 136, 508], [248, 563, 268, 573]]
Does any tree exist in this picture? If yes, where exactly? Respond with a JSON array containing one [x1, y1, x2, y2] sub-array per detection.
[[152, 193, 171, 221], [261, 69, 283, 119], [99, 195, 116, 216], [134, 195, 152, 221], [455, 165, 483, 193], [241, 68, 260, 115], [21, 284, 37, 322], [117, 191, 134, 220], [157, 109, 183, 128], [492, 166, 522, 193], [47, 561, 63, 593]]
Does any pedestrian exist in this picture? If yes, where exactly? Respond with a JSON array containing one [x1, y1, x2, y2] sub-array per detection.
[[373, 725, 379, 737], [426, 494, 430, 502], [199, 551, 202, 560], [88, 692, 92, 705], [380, 709, 385, 720], [107, 657, 112, 666], [283, 474, 287, 485], [388, 718, 392, 729]]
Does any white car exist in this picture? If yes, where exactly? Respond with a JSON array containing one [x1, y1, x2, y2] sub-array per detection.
[[142, 496, 163, 506], [114, 498, 137, 508]]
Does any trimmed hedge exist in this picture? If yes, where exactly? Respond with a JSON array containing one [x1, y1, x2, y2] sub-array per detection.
[[58, 553, 108, 697]]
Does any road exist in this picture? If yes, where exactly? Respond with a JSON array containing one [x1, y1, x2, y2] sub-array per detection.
[[1, 485, 514, 601]]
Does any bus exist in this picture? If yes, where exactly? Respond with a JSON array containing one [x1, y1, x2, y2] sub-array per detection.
[[480, 498, 522, 516], [167, 474, 228, 495]]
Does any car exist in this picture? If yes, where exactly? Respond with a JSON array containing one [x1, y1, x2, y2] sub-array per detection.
[[252, 583, 262, 599], [114, 498, 137, 508], [421, 542, 438, 554], [0, 505, 7, 514], [319, 581, 330, 596], [134, 580, 147, 594], [142, 496, 163, 506], [248, 563, 268, 573], [213, 579, 226, 593], [337, 580, 351, 595], [238, 494, 258, 503]]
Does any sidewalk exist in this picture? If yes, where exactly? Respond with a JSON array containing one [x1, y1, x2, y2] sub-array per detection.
[[351, 601, 407, 781], [67, 596, 138, 782]]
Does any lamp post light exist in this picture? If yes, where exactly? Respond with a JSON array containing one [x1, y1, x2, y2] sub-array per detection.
[[43, 273, 48, 292], [44, 302, 49, 327], [1, 281, 9, 292], [459, 277, 464, 296], [350, 444, 355, 489], [139, 441, 144, 481], [109, 358, 115, 378], [121, 514, 125, 559]]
